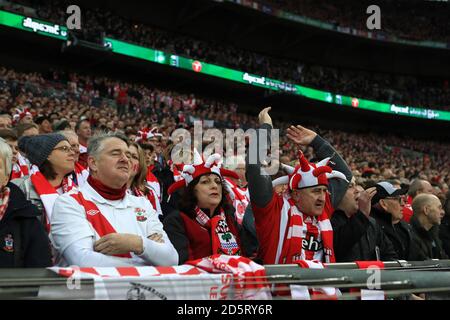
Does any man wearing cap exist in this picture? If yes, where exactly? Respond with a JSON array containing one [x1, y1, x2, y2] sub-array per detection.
[[51, 132, 178, 267], [410, 194, 447, 260], [331, 179, 398, 262], [370, 181, 417, 260], [247, 108, 352, 264]]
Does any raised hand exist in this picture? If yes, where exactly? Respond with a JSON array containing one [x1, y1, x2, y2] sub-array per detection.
[[258, 107, 273, 127], [286, 125, 317, 147], [358, 187, 377, 217]]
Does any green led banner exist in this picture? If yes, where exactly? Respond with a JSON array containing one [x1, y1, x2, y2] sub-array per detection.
[[104, 37, 450, 122], [0, 9, 448, 122], [0, 10, 67, 40]]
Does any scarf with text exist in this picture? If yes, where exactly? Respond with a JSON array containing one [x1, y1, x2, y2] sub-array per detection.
[[278, 195, 335, 264]]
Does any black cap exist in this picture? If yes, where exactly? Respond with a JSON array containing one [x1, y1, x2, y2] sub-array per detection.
[[371, 181, 408, 204]]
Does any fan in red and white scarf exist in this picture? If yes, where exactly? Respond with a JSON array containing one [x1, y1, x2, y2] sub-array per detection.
[[252, 151, 348, 265], [166, 150, 242, 261], [11, 152, 30, 180], [29, 165, 76, 231], [224, 177, 249, 226], [74, 161, 89, 187], [135, 127, 163, 144]]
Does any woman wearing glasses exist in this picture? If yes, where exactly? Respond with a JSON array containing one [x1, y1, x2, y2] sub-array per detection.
[[11, 133, 76, 231]]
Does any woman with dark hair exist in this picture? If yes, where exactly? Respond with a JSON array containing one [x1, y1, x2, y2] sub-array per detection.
[[127, 142, 162, 216], [11, 133, 76, 230], [163, 151, 243, 264]]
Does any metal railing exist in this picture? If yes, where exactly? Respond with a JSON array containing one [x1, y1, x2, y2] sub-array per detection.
[[1, 260, 450, 300]]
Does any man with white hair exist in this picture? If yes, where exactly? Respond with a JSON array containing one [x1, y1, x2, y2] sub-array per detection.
[[51, 132, 178, 267]]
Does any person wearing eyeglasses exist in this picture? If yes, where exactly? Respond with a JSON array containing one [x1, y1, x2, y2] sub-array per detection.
[[370, 181, 418, 260], [11, 133, 76, 231]]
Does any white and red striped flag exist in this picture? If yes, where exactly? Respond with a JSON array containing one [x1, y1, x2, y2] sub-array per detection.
[[49, 255, 271, 300]]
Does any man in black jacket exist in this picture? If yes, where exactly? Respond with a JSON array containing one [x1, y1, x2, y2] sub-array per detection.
[[332, 180, 398, 262], [410, 194, 447, 260], [439, 191, 450, 257], [370, 181, 418, 260]]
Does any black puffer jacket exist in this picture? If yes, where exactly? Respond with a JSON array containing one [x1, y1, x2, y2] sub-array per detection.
[[0, 183, 52, 268], [371, 206, 418, 260], [439, 214, 450, 257], [332, 209, 398, 262], [410, 215, 448, 260]]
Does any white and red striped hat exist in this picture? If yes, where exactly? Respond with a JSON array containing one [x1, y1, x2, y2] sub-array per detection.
[[135, 127, 163, 143], [12, 108, 32, 124], [167, 149, 238, 195], [272, 151, 347, 190]]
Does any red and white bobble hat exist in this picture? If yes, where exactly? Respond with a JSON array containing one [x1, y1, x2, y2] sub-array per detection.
[[12, 108, 32, 125], [135, 127, 163, 143], [272, 151, 348, 190], [167, 149, 239, 195]]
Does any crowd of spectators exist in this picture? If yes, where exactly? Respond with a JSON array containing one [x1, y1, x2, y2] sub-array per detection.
[[1, 0, 449, 110], [1, 65, 449, 200], [261, 0, 450, 43]]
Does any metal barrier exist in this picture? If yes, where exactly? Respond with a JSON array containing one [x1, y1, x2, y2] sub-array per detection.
[[1, 260, 450, 300]]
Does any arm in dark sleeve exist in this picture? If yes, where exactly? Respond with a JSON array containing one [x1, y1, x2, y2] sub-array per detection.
[[24, 218, 52, 267], [240, 205, 259, 259], [331, 210, 370, 261], [439, 220, 450, 257], [309, 135, 352, 208], [246, 123, 275, 208], [162, 212, 189, 264], [379, 230, 399, 261]]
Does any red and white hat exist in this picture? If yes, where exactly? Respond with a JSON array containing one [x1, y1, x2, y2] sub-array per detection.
[[272, 151, 348, 190], [12, 108, 32, 124], [167, 149, 239, 195], [135, 127, 163, 143]]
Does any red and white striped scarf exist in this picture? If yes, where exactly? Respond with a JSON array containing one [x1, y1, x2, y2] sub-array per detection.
[[30, 165, 75, 230], [187, 254, 271, 300], [74, 162, 89, 187], [17, 153, 30, 176], [50, 255, 271, 300], [11, 163, 24, 180], [145, 168, 161, 201], [70, 191, 132, 258], [132, 186, 162, 216], [194, 207, 241, 256], [289, 260, 339, 300], [277, 194, 335, 264], [224, 178, 249, 225]]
